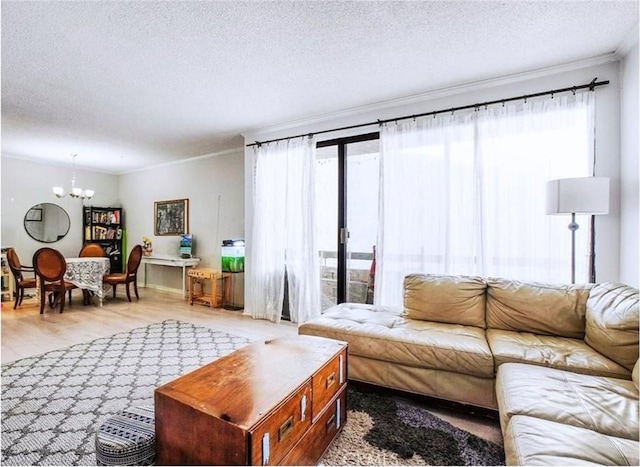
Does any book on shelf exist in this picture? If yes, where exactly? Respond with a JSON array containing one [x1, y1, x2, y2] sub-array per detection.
[[92, 226, 108, 239], [105, 245, 120, 257]]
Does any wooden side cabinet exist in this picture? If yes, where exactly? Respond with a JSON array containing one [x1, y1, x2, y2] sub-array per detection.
[[155, 335, 348, 465], [187, 268, 229, 308]]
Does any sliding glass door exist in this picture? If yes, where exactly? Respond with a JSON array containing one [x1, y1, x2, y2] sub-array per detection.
[[316, 133, 380, 309]]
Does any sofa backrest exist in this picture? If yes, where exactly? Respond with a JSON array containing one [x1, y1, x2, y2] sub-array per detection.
[[403, 274, 487, 328], [584, 283, 639, 371], [486, 278, 593, 338]]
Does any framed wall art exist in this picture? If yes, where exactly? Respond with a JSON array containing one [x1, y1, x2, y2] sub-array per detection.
[[154, 199, 189, 236]]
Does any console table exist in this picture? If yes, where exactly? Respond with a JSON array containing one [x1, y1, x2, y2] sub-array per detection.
[[155, 335, 348, 465], [141, 255, 200, 299]]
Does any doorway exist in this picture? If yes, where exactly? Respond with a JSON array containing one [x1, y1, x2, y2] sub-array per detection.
[[316, 133, 380, 309]]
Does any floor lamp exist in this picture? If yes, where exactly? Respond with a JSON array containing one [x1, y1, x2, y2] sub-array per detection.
[[545, 177, 610, 284]]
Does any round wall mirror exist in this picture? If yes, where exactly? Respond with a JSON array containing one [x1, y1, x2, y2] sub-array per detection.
[[24, 203, 71, 243]]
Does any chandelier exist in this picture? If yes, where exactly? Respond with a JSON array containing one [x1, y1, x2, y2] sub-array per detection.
[[52, 154, 95, 200]]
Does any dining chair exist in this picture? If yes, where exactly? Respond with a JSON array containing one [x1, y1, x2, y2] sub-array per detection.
[[32, 247, 77, 314], [6, 248, 37, 309], [103, 245, 143, 302], [79, 242, 106, 257]]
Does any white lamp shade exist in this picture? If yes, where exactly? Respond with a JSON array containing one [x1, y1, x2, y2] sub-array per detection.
[[546, 177, 610, 215]]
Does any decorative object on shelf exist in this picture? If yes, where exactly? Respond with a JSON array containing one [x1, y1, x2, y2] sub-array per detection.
[[52, 154, 95, 200], [545, 176, 610, 284], [179, 234, 193, 258], [142, 236, 153, 256], [154, 199, 189, 236]]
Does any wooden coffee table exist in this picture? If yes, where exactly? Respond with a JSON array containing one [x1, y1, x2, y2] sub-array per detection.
[[155, 335, 348, 465]]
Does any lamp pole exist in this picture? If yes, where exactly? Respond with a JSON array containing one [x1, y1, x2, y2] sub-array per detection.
[[568, 213, 579, 284]]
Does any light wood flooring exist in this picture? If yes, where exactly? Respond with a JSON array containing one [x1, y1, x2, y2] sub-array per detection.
[[1, 287, 503, 446]]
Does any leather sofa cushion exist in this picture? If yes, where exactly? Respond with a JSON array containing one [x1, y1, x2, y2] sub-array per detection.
[[486, 278, 592, 338], [496, 363, 639, 440], [585, 283, 639, 371], [299, 303, 494, 378], [504, 415, 639, 466], [487, 329, 631, 379], [348, 355, 498, 409], [403, 274, 487, 328]]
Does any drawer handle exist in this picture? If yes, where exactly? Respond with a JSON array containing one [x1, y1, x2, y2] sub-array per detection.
[[279, 416, 294, 441], [326, 413, 336, 433], [326, 372, 336, 389], [262, 433, 270, 465]]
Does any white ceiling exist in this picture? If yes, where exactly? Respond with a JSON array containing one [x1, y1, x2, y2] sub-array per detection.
[[2, 0, 638, 174]]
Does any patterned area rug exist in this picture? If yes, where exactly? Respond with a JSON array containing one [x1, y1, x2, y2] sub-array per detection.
[[323, 388, 505, 466], [2, 320, 504, 466], [1, 320, 250, 466]]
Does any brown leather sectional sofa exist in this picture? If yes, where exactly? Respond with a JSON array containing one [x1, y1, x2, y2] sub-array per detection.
[[298, 274, 639, 465]]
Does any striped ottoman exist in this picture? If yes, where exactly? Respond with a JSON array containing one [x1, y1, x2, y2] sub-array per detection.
[[95, 406, 156, 466]]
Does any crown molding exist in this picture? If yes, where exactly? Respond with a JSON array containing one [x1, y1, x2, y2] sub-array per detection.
[[121, 147, 243, 175], [1, 153, 122, 175], [243, 53, 619, 141], [616, 22, 639, 57]]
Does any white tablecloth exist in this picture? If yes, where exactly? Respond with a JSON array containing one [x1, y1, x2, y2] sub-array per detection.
[[64, 257, 110, 305]]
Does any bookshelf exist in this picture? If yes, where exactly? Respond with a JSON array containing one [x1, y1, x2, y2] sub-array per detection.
[[1, 251, 13, 303], [83, 207, 124, 273]]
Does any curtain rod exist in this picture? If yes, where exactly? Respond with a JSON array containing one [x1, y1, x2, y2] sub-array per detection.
[[247, 77, 609, 147]]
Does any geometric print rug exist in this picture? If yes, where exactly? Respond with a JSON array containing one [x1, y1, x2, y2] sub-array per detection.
[[1, 320, 251, 466]]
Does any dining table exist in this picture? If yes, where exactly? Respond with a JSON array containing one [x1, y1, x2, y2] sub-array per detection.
[[63, 257, 111, 306]]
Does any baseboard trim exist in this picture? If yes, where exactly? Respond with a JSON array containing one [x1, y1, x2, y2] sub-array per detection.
[[139, 284, 183, 296]]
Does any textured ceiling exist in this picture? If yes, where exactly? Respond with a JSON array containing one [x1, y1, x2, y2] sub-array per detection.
[[2, 0, 638, 174]]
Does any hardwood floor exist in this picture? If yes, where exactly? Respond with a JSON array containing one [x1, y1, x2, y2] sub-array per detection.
[[1, 287, 503, 446], [1, 288, 297, 364]]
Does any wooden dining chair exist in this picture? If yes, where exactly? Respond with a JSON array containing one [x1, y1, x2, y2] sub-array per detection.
[[32, 247, 77, 314], [103, 245, 143, 302], [79, 243, 106, 257], [6, 248, 37, 309]]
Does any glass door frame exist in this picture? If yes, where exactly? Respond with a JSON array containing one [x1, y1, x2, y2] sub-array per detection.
[[316, 131, 379, 304]]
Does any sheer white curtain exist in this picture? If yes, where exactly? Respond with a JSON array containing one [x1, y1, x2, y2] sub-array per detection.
[[247, 137, 321, 323], [376, 93, 593, 306]]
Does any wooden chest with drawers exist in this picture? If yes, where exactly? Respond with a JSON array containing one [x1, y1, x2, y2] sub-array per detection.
[[154, 335, 348, 465]]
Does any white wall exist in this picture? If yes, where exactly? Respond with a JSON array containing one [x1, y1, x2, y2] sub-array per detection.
[[1, 151, 245, 298], [244, 57, 627, 296], [118, 151, 244, 295], [1, 157, 120, 261], [619, 40, 639, 287]]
